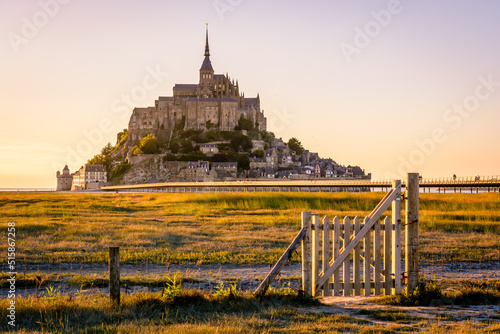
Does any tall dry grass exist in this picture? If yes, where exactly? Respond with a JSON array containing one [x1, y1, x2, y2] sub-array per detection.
[[1, 192, 499, 264]]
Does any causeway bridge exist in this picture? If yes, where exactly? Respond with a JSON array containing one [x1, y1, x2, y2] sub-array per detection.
[[102, 175, 500, 193]]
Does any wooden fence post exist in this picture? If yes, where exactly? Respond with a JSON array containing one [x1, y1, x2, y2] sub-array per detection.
[[301, 212, 312, 296], [392, 180, 402, 294], [109, 246, 120, 305], [405, 173, 419, 293]]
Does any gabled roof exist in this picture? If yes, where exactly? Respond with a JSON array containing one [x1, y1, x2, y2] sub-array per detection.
[[200, 57, 213, 71], [85, 165, 106, 172], [263, 167, 275, 174], [186, 97, 237, 102], [244, 98, 259, 106], [212, 162, 237, 168], [347, 165, 365, 176], [174, 84, 198, 90]]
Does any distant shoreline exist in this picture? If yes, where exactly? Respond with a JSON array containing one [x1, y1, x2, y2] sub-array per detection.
[[0, 188, 55, 192]]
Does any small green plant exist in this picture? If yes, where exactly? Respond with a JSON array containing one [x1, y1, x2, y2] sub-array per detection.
[[43, 285, 61, 304], [214, 281, 239, 299], [274, 283, 296, 296], [162, 273, 182, 300], [74, 285, 85, 297], [375, 277, 442, 306]]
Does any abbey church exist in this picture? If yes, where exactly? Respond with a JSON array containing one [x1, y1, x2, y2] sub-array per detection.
[[127, 27, 267, 146]]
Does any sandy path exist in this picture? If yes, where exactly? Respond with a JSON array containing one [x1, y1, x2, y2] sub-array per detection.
[[2, 261, 499, 298]]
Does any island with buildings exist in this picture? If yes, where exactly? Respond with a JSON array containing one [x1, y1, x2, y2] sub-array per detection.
[[56, 27, 369, 191]]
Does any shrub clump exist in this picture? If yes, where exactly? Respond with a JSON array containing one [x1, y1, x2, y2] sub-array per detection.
[[375, 278, 442, 306]]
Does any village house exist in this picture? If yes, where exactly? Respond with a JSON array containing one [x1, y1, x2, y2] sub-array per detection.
[[249, 157, 266, 169], [265, 148, 278, 168], [185, 160, 209, 182], [206, 162, 238, 180], [251, 140, 266, 151], [71, 164, 107, 190], [200, 144, 219, 156]]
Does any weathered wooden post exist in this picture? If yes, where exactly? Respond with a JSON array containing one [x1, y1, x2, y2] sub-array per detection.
[[109, 246, 120, 305], [392, 180, 402, 294], [405, 173, 419, 293], [301, 212, 312, 296]]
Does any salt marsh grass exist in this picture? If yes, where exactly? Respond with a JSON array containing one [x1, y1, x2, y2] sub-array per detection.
[[1, 191, 499, 333], [1, 192, 499, 265]]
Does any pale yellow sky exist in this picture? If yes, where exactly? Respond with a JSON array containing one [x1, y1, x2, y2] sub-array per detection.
[[1, 0, 499, 188]]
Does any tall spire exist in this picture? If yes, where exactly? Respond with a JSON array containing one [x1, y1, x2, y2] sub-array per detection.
[[204, 23, 210, 57], [200, 23, 214, 72]]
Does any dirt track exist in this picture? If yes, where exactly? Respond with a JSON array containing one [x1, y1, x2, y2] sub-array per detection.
[[3, 260, 499, 297]]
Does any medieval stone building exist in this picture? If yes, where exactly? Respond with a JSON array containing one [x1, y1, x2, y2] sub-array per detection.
[[127, 26, 266, 148], [56, 165, 72, 191]]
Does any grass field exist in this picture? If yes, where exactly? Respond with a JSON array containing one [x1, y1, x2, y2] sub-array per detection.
[[1, 192, 499, 265], [1, 191, 500, 333]]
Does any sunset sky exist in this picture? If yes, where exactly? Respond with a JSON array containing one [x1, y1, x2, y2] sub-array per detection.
[[1, 0, 499, 188]]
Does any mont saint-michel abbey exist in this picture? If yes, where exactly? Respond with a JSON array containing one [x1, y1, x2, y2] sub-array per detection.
[[127, 27, 267, 145]]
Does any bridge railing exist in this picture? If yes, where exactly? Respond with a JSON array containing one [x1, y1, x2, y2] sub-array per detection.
[[419, 175, 500, 185]]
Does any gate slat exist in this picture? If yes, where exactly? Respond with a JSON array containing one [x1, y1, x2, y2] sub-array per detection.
[[343, 216, 351, 296], [312, 215, 320, 296], [374, 219, 381, 296], [333, 216, 340, 295], [353, 217, 361, 296], [322, 216, 331, 296], [364, 217, 371, 296], [301, 212, 312, 296], [384, 216, 392, 295]]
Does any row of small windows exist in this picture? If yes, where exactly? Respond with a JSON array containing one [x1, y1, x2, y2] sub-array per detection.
[[202, 73, 212, 79]]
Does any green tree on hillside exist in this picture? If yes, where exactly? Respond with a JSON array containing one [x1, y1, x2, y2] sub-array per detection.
[[101, 142, 114, 156], [140, 135, 159, 154], [252, 149, 264, 158], [230, 133, 253, 152], [287, 137, 304, 155], [236, 154, 250, 170], [236, 116, 254, 131], [87, 154, 109, 166], [131, 134, 160, 155]]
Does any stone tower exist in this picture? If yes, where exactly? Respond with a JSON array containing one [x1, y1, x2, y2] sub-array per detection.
[[56, 164, 73, 191], [198, 24, 215, 98]]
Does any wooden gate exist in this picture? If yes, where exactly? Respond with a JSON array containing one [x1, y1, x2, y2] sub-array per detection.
[[301, 173, 419, 297]]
